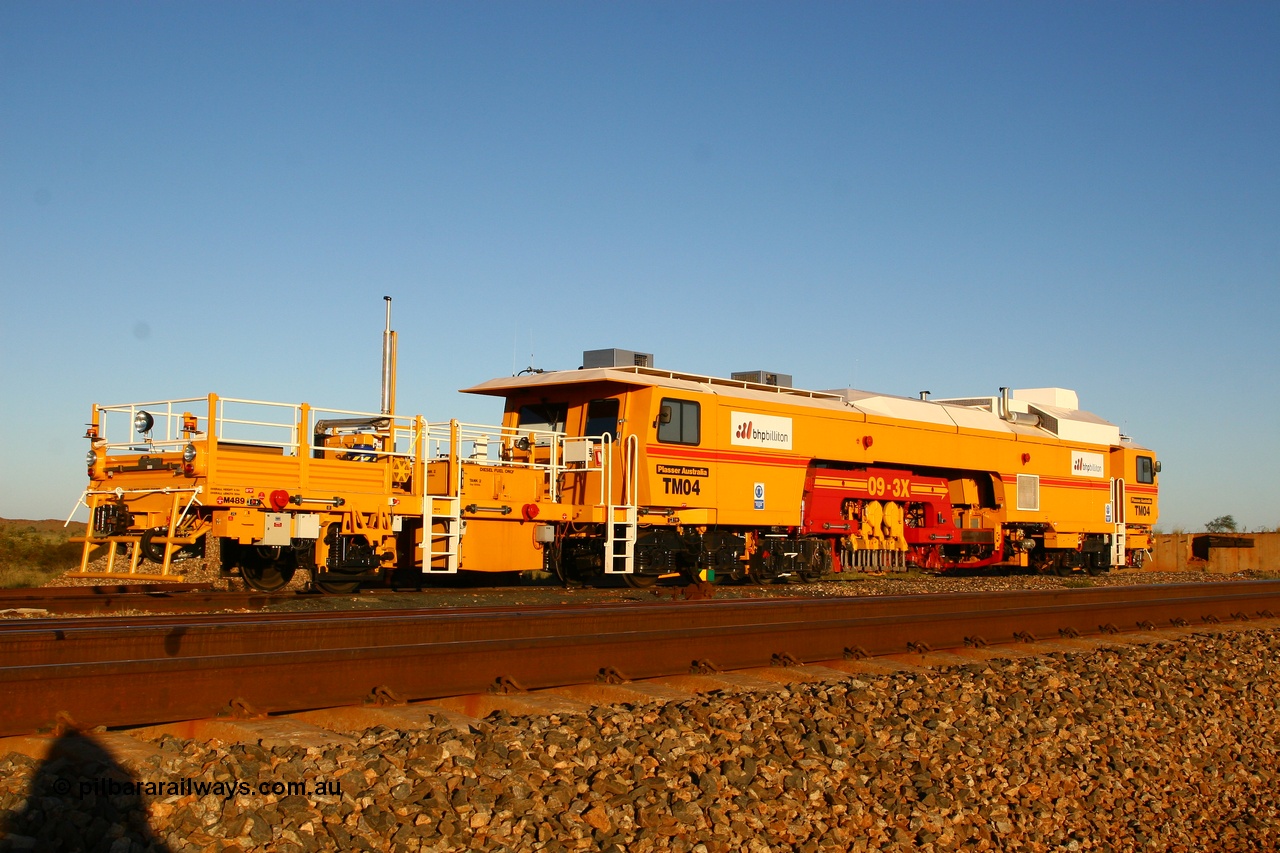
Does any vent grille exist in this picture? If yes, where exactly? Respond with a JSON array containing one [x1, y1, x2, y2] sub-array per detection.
[[1017, 474, 1040, 512]]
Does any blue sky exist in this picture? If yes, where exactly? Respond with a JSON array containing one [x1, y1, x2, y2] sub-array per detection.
[[2, 2, 1277, 531]]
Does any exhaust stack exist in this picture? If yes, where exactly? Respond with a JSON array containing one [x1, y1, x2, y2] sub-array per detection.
[[381, 296, 397, 416], [999, 387, 1042, 428]]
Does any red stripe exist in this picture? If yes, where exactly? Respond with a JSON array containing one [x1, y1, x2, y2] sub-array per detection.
[[999, 477, 1160, 498], [647, 447, 810, 468], [644, 451, 1162, 492]]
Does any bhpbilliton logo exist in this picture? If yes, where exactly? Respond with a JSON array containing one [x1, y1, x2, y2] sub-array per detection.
[[730, 411, 793, 449]]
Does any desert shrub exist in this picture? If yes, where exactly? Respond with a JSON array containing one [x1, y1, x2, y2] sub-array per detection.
[[0, 522, 86, 587]]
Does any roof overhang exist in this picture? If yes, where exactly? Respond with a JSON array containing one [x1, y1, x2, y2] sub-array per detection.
[[461, 366, 852, 402], [461, 368, 661, 397]]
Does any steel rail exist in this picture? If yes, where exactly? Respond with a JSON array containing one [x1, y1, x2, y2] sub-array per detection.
[[5, 575, 1261, 622], [0, 584, 483, 616], [0, 585, 291, 616], [1, 581, 1278, 737], [0, 584, 214, 600], [0, 584, 513, 616], [2, 581, 1273, 663]]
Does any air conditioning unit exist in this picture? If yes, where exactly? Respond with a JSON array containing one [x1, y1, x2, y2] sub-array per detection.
[[582, 348, 654, 369], [731, 370, 792, 388]]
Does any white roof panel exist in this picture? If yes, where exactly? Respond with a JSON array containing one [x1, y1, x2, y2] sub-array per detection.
[[462, 367, 1124, 448]]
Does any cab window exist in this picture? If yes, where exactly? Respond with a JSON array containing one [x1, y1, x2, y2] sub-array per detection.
[[517, 403, 566, 445], [657, 398, 700, 445], [584, 399, 620, 440], [1136, 455, 1155, 484]]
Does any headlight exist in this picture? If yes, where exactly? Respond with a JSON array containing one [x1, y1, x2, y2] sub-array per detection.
[[183, 443, 197, 464], [86, 449, 98, 467], [134, 411, 154, 434]]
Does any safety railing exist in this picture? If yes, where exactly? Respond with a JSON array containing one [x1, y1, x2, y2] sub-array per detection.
[[423, 421, 613, 504], [610, 434, 638, 508], [90, 395, 420, 460], [92, 397, 210, 453], [214, 398, 301, 452]]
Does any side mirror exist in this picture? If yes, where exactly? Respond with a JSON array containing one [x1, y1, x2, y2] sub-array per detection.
[[658, 406, 672, 425], [1154, 461, 1162, 474]]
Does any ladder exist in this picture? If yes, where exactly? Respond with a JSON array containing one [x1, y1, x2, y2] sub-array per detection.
[[603, 434, 638, 575], [1110, 478, 1127, 568], [423, 495, 461, 573], [604, 504, 637, 574]]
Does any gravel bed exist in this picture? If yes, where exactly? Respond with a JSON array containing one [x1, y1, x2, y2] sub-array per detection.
[[3, 624, 1278, 852]]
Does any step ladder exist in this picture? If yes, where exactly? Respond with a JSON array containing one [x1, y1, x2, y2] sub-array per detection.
[[604, 504, 637, 575], [1110, 478, 1127, 568], [423, 495, 461, 573]]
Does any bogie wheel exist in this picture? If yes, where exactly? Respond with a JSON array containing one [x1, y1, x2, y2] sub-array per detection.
[[240, 545, 297, 592], [797, 559, 830, 584], [713, 565, 747, 585], [745, 555, 778, 584], [623, 573, 658, 589], [795, 542, 832, 583], [315, 523, 362, 592]]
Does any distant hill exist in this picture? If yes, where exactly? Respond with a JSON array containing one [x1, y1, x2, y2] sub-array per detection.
[[0, 518, 86, 534]]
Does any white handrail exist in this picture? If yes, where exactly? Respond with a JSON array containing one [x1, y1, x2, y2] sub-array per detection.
[[91, 395, 421, 459]]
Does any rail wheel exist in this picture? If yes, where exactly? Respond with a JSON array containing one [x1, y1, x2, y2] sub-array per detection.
[[623, 573, 658, 589], [795, 541, 832, 583], [1051, 552, 1083, 577], [712, 562, 748, 584], [745, 553, 780, 584], [1045, 558, 1061, 576], [240, 545, 297, 592], [1085, 555, 1109, 576]]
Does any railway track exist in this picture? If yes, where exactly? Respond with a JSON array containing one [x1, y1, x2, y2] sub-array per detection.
[[0, 583, 503, 617], [2, 580, 1278, 739], [0, 583, 279, 616]]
